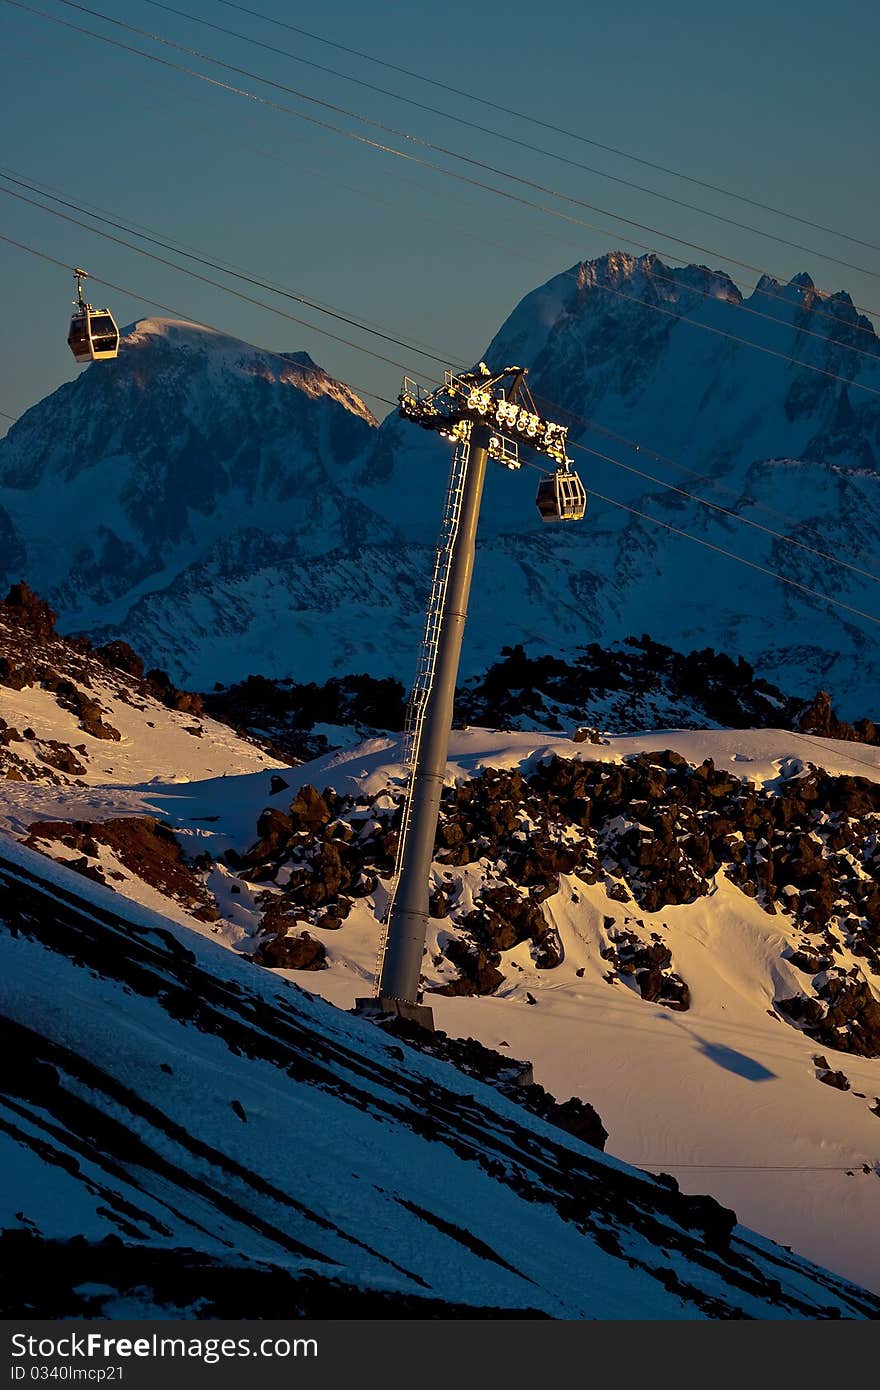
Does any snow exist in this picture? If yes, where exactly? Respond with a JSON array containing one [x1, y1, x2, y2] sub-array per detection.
[[266, 725, 880, 801], [0, 661, 284, 841], [2, 674, 879, 1296], [4, 257, 880, 709], [285, 868, 880, 1295], [124, 319, 378, 424], [0, 833, 873, 1317], [10, 717, 870, 855], [136, 723, 877, 1295]]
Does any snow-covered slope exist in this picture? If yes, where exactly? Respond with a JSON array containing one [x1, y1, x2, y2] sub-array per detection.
[[3, 603, 879, 1299], [5, 680, 880, 1296], [3, 258, 879, 711], [0, 317, 379, 645], [0, 591, 283, 796], [1, 835, 877, 1319], [250, 729, 880, 1294]]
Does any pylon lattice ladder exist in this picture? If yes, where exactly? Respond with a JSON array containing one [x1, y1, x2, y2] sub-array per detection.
[[372, 426, 472, 989]]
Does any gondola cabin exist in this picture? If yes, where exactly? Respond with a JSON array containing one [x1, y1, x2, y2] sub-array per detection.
[[67, 269, 120, 363], [67, 309, 120, 362], [536, 467, 587, 522]]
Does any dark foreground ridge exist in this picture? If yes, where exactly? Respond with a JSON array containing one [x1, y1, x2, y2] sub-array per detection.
[[1, 843, 877, 1319]]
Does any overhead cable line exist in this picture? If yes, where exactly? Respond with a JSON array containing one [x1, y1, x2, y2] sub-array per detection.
[[568, 439, 880, 587], [216, 0, 880, 260], [4, 178, 878, 588], [8, 161, 878, 407], [3, 160, 877, 577], [0, 184, 430, 376], [788, 731, 880, 773], [46, 1, 880, 308], [579, 257, 880, 369], [511, 451, 880, 631], [640, 1163, 877, 1173], [5, 17, 871, 351], [530, 390, 880, 572], [0, 97, 480, 363], [0, 227, 876, 633], [579, 278, 880, 398], [3, 162, 877, 585], [145, 0, 880, 288], [113, 9, 880, 345], [0, 231, 396, 415], [0, 175, 460, 369], [8, 2, 880, 400], [0, 157, 466, 365], [571, 486, 880, 629]]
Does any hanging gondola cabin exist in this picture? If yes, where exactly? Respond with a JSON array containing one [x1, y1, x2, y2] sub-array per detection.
[[536, 467, 587, 522], [67, 269, 120, 363]]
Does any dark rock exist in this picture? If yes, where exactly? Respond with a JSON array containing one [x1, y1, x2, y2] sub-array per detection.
[[77, 696, 121, 742], [255, 929, 327, 971], [246, 807, 294, 861], [788, 948, 830, 975], [433, 939, 504, 996], [429, 888, 450, 919], [777, 994, 826, 1028], [96, 640, 144, 680], [0, 655, 36, 690], [289, 784, 334, 833], [678, 1194, 737, 1250], [3, 581, 56, 639], [145, 667, 205, 717], [36, 741, 86, 775], [25, 816, 218, 920], [818, 1069, 850, 1091]]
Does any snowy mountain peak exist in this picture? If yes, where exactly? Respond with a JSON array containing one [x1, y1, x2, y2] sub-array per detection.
[[488, 252, 879, 383], [572, 251, 742, 306], [747, 271, 877, 343], [118, 317, 377, 424], [0, 316, 381, 629], [2, 258, 880, 705]]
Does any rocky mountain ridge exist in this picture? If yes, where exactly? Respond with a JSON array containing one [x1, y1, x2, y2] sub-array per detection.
[[1, 256, 879, 711]]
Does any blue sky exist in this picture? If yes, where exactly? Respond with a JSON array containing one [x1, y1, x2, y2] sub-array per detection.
[[1, 0, 878, 429]]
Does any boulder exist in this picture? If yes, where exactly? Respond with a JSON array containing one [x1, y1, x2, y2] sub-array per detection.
[[0, 655, 36, 690], [2, 581, 57, 639], [255, 929, 327, 971], [818, 1069, 851, 1091], [289, 784, 334, 833]]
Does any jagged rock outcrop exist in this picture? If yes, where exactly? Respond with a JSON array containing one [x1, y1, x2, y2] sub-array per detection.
[[230, 750, 880, 1053]]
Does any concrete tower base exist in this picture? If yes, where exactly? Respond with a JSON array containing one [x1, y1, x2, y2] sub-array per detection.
[[354, 995, 435, 1032]]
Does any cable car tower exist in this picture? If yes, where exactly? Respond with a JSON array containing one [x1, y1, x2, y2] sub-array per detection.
[[359, 364, 586, 1028], [67, 269, 120, 363]]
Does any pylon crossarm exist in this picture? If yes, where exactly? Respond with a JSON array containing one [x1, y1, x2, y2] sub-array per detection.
[[398, 365, 572, 465]]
